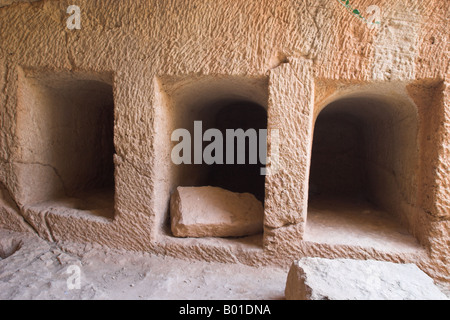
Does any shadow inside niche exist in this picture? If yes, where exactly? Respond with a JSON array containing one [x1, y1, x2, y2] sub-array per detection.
[[206, 102, 268, 203]]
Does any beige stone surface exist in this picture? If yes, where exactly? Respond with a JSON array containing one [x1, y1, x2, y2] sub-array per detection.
[[155, 75, 269, 233], [0, 228, 287, 300], [170, 186, 264, 238], [285, 257, 448, 300], [0, 0, 448, 289], [0, 183, 33, 233], [0, 0, 40, 8], [305, 196, 424, 253]]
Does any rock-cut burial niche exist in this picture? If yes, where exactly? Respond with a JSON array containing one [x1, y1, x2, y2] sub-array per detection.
[[306, 91, 422, 251], [160, 76, 269, 239], [16, 70, 116, 220]]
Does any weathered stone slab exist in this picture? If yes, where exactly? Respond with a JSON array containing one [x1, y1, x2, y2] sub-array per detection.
[[170, 186, 264, 238], [285, 257, 448, 300]]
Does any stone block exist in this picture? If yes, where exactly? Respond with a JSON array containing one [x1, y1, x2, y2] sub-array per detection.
[[170, 186, 264, 238], [285, 257, 448, 300]]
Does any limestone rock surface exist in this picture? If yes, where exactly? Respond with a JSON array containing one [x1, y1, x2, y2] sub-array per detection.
[[285, 257, 448, 300], [170, 186, 264, 238]]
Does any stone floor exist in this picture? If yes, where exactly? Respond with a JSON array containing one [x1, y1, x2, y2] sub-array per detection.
[[0, 224, 448, 300], [0, 228, 287, 300], [306, 196, 422, 254]]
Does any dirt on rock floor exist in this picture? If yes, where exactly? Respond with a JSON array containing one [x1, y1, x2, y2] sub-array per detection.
[[0, 228, 287, 300]]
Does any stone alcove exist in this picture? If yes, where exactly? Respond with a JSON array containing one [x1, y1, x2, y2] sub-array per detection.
[[305, 81, 424, 253], [15, 69, 116, 221], [155, 75, 269, 245]]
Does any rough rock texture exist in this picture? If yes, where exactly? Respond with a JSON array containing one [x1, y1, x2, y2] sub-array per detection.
[[0, 228, 287, 300], [0, 0, 448, 287], [285, 257, 448, 300], [0, 0, 41, 8], [170, 186, 264, 238]]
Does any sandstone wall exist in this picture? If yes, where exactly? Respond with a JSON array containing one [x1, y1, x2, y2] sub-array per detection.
[[0, 0, 448, 283]]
